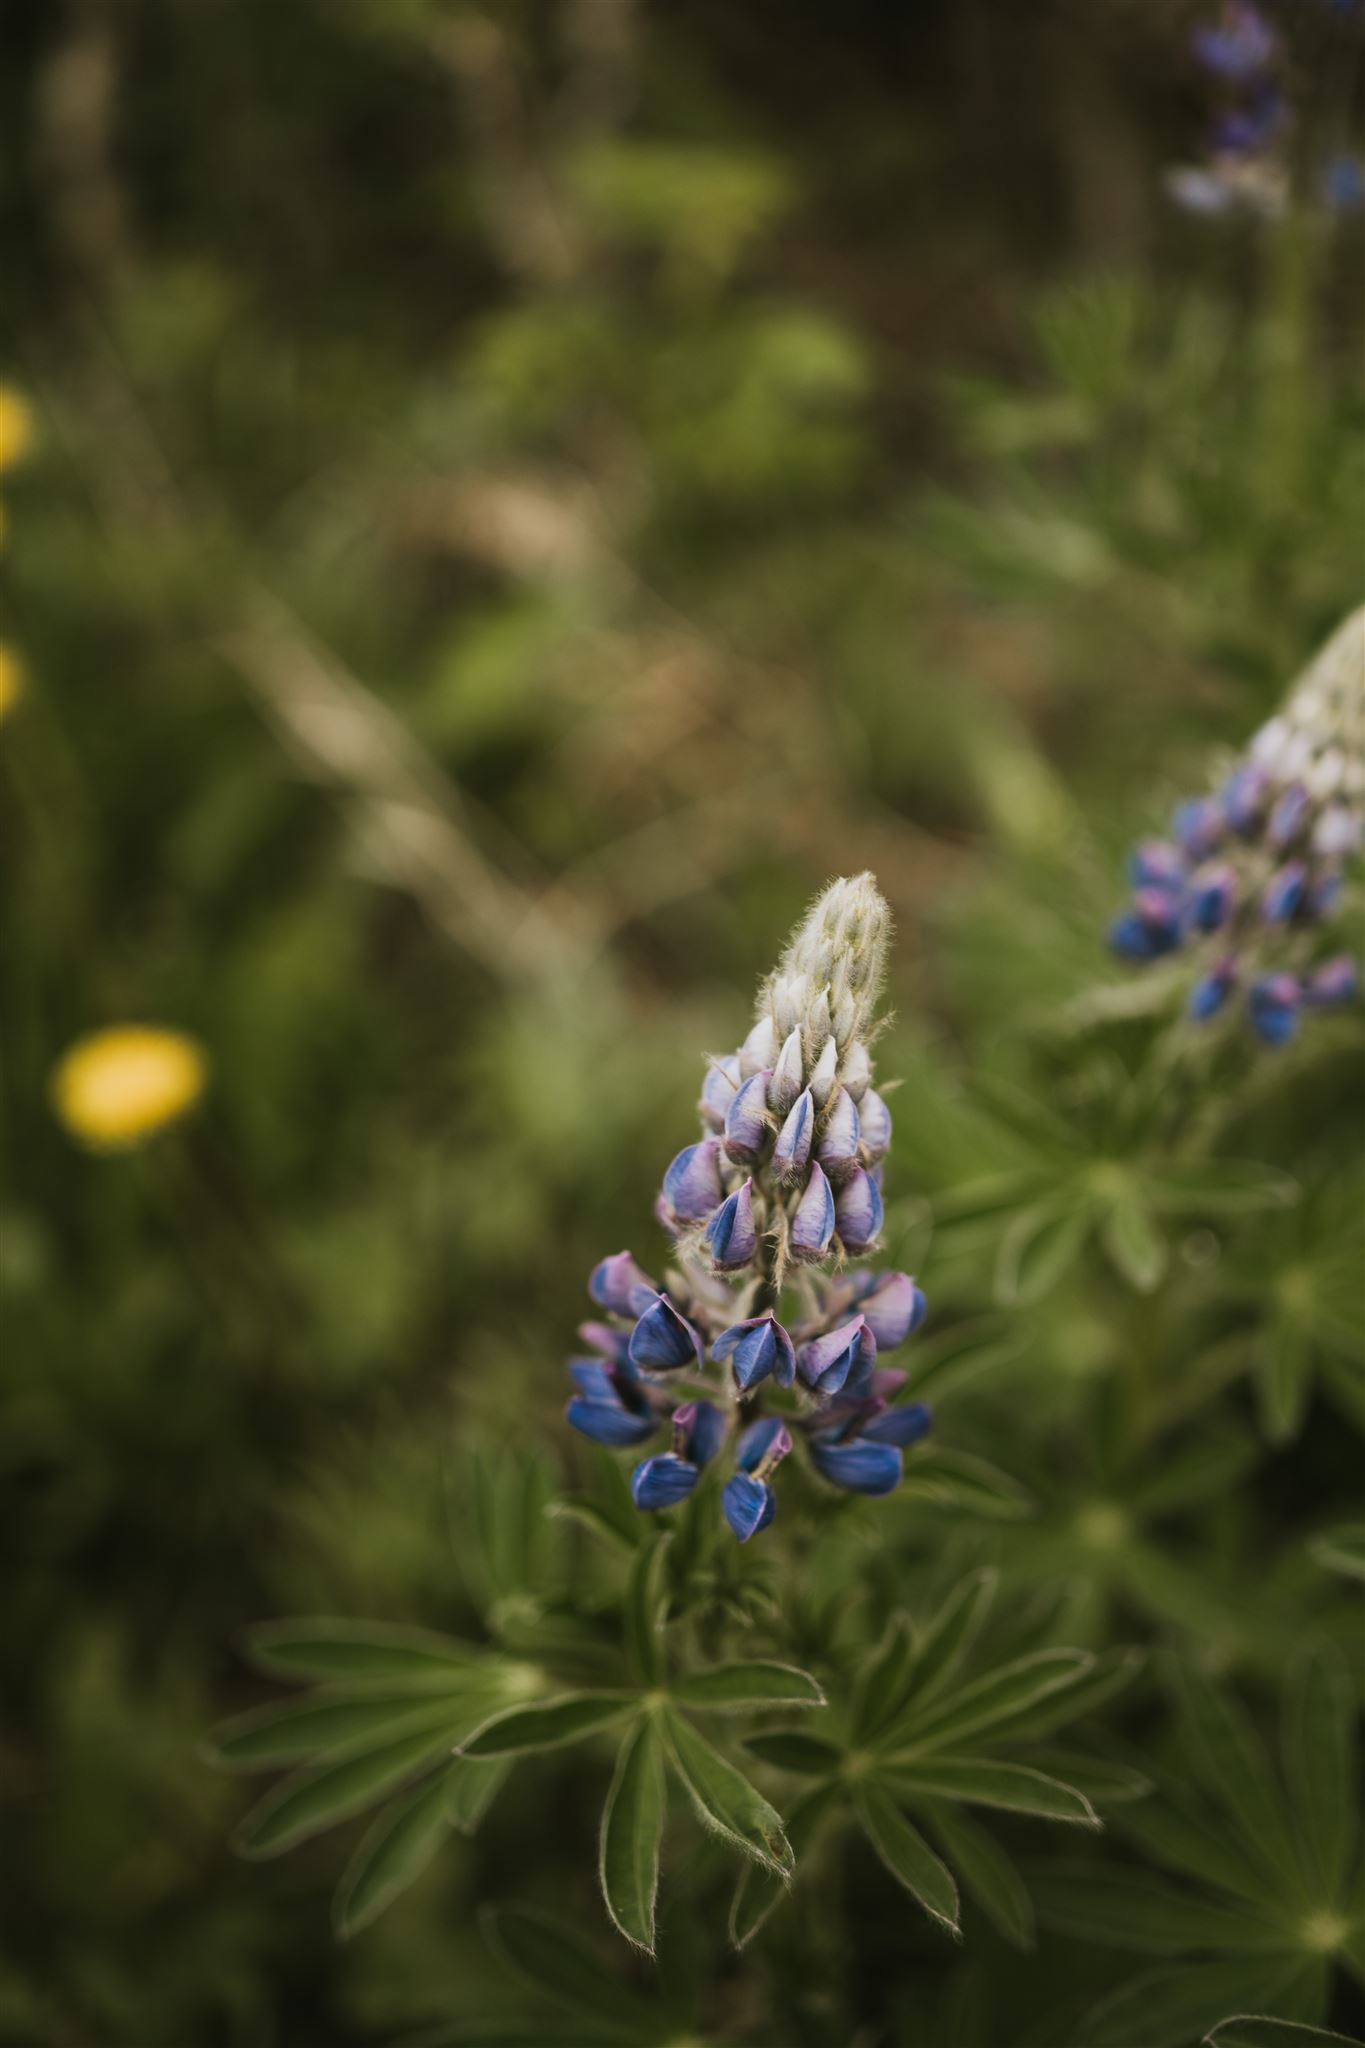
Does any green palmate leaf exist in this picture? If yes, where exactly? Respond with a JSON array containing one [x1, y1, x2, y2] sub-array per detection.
[[670, 1662, 825, 1712], [442, 1756, 509, 1833], [1319, 1350, 1365, 1435], [333, 1770, 452, 1938], [853, 1783, 960, 1935], [904, 1317, 1026, 1403], [1031, 1865, 1281, 1954], [730, 1783, 838, 1951], [897, 1449, 1034, 1520], [743, 1730, 842, 1776], [1257, 1315, 1313, 1444], [208, 1689, 488, 1770], [479, 1905, 658, 2031], [458, 1694, 632, 1759], [1282, 1646, 1357, 1896], [1085, 1960, 1308, 2048], [663, 1709, 794, 1876], [1100, 1191, 1168, 1292], [883, 1648, 1094, 1756], [1206, 2021, 1365, 2047], [883, 1755, 1100, 1827], [1144, 1161, 1299, 1216], [1308, 1525, 1365, 1582], [852, 1614, 918, 1741], [233, 1723, 458, 1859], [998, 1646, 1144, 1742], [545, 1497, 638, 1556], [625, 1533, 670, 1687], [598, 1715, 666, 1953], [1169, 1664, 1301, 1887], [968, 1073, 1083, 1155], [1128, 1430, 1261, 1519], [245, 1618, 484, 1688], [906, 1569, 999, 1716], [932, 1170, 1054, 1228], [994, 1200, 1090, 1307], [1120, 1782, 1279, 1909], [927, 1804, 1035, 1950], [1015, 1748, 1151, 1807]]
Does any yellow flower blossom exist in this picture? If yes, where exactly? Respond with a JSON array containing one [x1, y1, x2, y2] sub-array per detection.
[[0, 644, 22, 723], [52, 1026, 208, 1152], [0, 385, 35, 473]]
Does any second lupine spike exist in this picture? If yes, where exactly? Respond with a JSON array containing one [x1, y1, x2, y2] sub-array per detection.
[[564, 873, 934, 1539]]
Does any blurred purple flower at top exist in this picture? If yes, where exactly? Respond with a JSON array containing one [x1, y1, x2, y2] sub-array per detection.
[[1192, 2, 1278, 78], [1249, 973, 1302, 1046], [1322, 154, 1365, 211]]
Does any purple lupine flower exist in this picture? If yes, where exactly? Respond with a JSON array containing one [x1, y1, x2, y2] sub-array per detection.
[[1191, 2, 1277, 79], [704, 1179, 758, 1273], [722, 1418, 791, 1541], [1186, 863, 1236, 933], [589, 1251, 657, 1319], [789, 1160, 836, 1262], [856, 1271, 927, 1349], [1267, 782, 1313, 849], [1322, 153, 1365, 212], [723, 1070, 771, 1164], [632, 1399, 726, 1510], [712, 1312, 796, 1393], [815, 1085, 861, 1183], [1249, 973, 1302, 1046], [1173, 797, 1226, 860], [1314, 803, 1363, 859], [768, 1029, 804, 1114], [1130, 840, 1189, 889], [698, 1054, 740, 1132], [1189, 958, 1239, 1020], [662, 1139, 725, 1223], [772, 1087, 815, 1180], [797, 1314, 876, 1398], [835, 1168, 884, 1255], [807, 1395, 933, 1496], [566, 1356, 660, 1448], [1261, 861, 1308, 923], [858, 1087, 893, 1163], [1304, 955, 1358, 1007], [629, 1293, 704, 1371], [1222, 765, 1271, 836]]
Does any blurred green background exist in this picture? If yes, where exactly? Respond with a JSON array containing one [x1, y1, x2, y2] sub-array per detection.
[[1, 1, 1361, 2042]]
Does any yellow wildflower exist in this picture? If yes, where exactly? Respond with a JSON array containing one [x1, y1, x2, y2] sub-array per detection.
[[0, 386, 34, 473], [0, 644, 22, 723], [52, 1026, 208, 1152]]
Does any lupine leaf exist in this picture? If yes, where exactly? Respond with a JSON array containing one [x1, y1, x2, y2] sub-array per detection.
[[479, 1905, 660, 2030], [244, 1618, 488, 1688], [545, 1497, 639, 1556], [1119, 1784, 1280, 1909], [1128, 1431, 1261, 1518], [1084, 1961, 1306, 2048], [998, 1645, 1144, 1741], [994, 1199, 1090, 1306], [1257, 1315, 1312, 1444], [1030, 1865, 1282, 1953], [598, 1714, 665, 1953], [1100, 1191, 1168, 1291], [968, 1073, 1084, 1155], [853, 1783, 960, 1934], [908, 1317, 1028, 1403], [896, 1449, 1034, 1520], [1205, 2022, 1365, 2048], [624, 1533, 670, 1687], [442, 1756, 509, 1833], [333, 1770, 453, 1938], [882, 1648, 1094, 1755], [927, 1804, 1035, 1950], [1015, 1748, 1151, 1807], [458, 1694, 632, 1759], [729, 1783, 839, 1951], [851, 1614, 918, 1740], [932, 1170, 1055, 1226], [663, 1709, 794, 1876], [1168, 1663, 1301, 1888], [906, 1569, 998, 1715], [1308, 1525, 1365, 1581], [1282, 1645, 1356, 1897], [882, 1754, 1100, 1827], [208, 1689, 489, 1769], [670, 1662, 825, 1712], [1143, 1162, 1299, 1216], [233, 1724, 457, 1858], [743, 1730, 842, 1775]]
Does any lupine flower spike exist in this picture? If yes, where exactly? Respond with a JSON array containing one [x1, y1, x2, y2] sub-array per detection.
[[564, 874, 934, 1537], [1110, 607, 1364, 1046]]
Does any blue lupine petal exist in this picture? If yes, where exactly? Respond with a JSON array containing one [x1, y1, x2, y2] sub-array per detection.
[[724, 1070, 771, 1163], [629, 1294, 703, 1371], [567, 1397, 658, 1448], [1249, 974, 1301, 1047], [789, 1160, 836, 1262], [631, 1453, 701, 1510], [808, 1437, 904, 1495], [1186, 863, 1236, 933], [705, 1179, 758, 1272], [1188, 962, 1238, 1021], [699, 1054, 741, 1132], [714, 1314, 795, 1392], [736, 1416, 792, 1474], [772, 1088, 814, 1180], [1267, 783, 1312, 849], [1129, 840, 1187, 889], [567, 1359, 617, 1400], [835, 1168, 884, 1254], [1305, 955, 1358, 1008], [797, 1315, 869, 1397], [858, 1272, 927, 1349], [662, 1139, 725, 1222], [1172, 797, 1225, 860], [858, 1087, 893, 1163], [862, 1401, 933, 1449], [589, 1251, 657, 1318], [578, 1320, 632, 1364], [1261, 860, 1307, 923], [675, 1397, 726, 1468], [1191, 5, 1276, 79], [722, 1473, 774, 1542]]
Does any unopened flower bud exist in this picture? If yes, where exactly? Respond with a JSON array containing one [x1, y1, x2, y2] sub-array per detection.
[[740, 1014, 779, 1079], [858, 1087, 892, 1163], [629, 1294, 704, 1371], [662, 1139, 725, 1222], [712, 1312, 796, 1392], [789, 1161, 836, 1262], [835, 1167, 884, 1254], [1267, 783, 1312, 849], [808, 1035, 839, 1108], [589, 1251, 657, 1319], [724, 1071, 771, 1164], [1186, 863, 1236, 933], [699, 1054, 740, 1132], [1249, 973, 1301, 1047], [816, 1085, 861, 1184], [839, 1040, 872, 1102], [768, 1028, 804, 1114], [1261, 861, 1307, 923], [1304, 955, 1357, 1007], [772, 1087, 814, 1180], [1188, 959, 1239, 1021], [857, 1271, 926, 1348], [705, 1179, 758, 1272], [796, 1314, 875, 1397]]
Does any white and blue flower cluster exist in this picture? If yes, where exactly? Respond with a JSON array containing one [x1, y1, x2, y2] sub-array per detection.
[[1110, 608, 1363, 1045], [565, 875, 933, 1541]]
